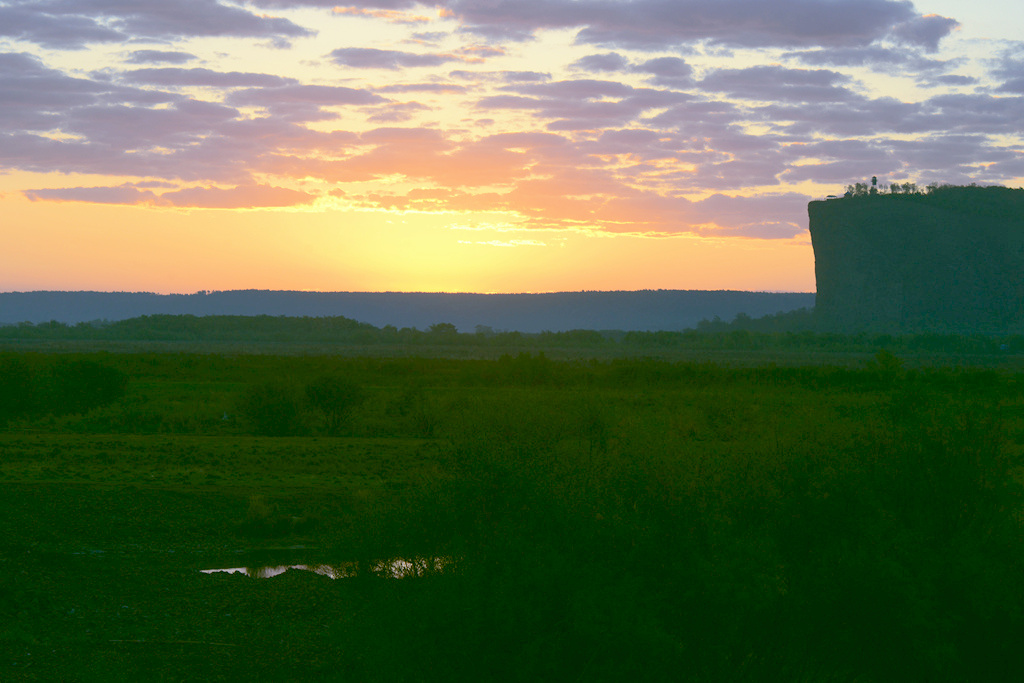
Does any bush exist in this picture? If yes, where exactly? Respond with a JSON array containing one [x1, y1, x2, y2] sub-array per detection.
[[304, 374, 366, 435], [47, 358, 128, 415], [237, 380, 304, 436], [0, 354, 35, 426]]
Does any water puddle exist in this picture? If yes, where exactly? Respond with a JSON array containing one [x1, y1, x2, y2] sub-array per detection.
[[201, 556, 451, 579], [60, 545, 451, 579]]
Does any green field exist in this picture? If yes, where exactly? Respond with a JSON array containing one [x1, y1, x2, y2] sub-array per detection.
[[3, 348, 1024, 680]]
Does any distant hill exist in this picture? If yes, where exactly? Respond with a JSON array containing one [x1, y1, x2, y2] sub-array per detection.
[[0, 290, 814, 333]]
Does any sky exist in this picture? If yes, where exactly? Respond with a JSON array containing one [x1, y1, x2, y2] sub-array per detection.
[[1, 0, 1022, 295]]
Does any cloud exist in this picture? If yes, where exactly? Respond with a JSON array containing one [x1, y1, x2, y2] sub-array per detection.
[[328, 47, 460, 69], [998, 77, 1024, 94], [64, 99, 240, 149], [321, 127, 458, 182], [756, 95, 924, 138], [158, 183, 317, 208], [922, 73, 977, 88], [379, 82, 469, 94], [123, 68, 298, 88], [784, 45, 948, 70], [500, 71, 551, 83], [889, 14, 960, 52], [125, 49, 197, 65], [3, 0, 1018, 245], [321, 129, 576, 189], [457, 45, 505, 62], [994, 52, 1024, 93], [439, 0, 938, 51], [331, 126, 812, 238], [922, 93, 1024, 136], [229, 84, 386, 107], [24, 184, 158, 204], [254, 1, 423, 8], [593, 127, 679, 155], [570, 52, 629, 72], [366, 101, 432, 123], [513, 79, 639, 101], [4, 91, 349, 185], [666, 192, 811, 238], [66, 0, 958, 60], [25, 181, 319, 209], [331, 7, 434, 23], [226, 84, 388, 121], [700, 65, 854, 103], [478, 78, 687, 131], [645, 97, 742, 131], [0, 52, 108, 129], [634, 57, 694, 89], [1, 0, 312, 48], [449, 70, 550, 84], [885, 134, 1017, 179], [0, 48, 385, 186], [779, 138, 899, 176], [0, 3, 122, 49]]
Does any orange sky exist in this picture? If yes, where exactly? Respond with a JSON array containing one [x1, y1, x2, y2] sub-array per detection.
[[2, 1, 1021, 294], [1, 190, 813, 293]]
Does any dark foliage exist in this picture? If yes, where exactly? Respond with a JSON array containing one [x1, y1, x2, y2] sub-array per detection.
[[9, 310, 1024, 358], [3, 349, 1024, 680], [0, 353, 35, 425], [236, 380, 305, 436], [48, 358, 129, 415], [304, 374, 366, 435], [0, 289, 815, 332], [0, 354, 128, 420]]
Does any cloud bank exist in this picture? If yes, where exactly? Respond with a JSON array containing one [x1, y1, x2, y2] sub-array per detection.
[[2, 0, 1018, 238]]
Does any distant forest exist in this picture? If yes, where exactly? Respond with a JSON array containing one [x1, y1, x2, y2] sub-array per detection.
[[0, 290, 814, 332], [5, 310, 1024, 356]]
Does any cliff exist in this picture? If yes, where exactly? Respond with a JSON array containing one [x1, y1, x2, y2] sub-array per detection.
[[808, 186, 1024, 333]]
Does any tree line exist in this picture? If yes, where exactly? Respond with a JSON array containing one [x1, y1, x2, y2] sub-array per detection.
[[7, 311, 1024, 353]]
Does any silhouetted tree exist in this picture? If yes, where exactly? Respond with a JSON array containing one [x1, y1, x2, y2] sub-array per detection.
[[0, 354, 35, 425], [49, 358, 127, 415], [305, 374, 366, 435], [427, 322, 459, 343], [238, 380, 304, 436]]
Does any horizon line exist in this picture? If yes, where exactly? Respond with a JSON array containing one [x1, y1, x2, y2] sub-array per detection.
[[1, 288, 817, 296]]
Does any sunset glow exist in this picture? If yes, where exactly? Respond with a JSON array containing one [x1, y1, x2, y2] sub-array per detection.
[[2, 0, 1022, 294]]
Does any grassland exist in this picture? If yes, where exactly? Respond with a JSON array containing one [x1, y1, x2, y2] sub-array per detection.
[[3, 347, 1024, 681]]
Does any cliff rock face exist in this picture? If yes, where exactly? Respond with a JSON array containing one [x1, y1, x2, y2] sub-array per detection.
[[808, 187, 1024, 333]]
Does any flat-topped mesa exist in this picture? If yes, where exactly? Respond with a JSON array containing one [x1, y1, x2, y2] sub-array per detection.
[[808, 186, 1024, 334]]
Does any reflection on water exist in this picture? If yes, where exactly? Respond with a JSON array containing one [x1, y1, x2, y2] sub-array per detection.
[[201, 556, 450, 579], [202, 564, 355, 579]]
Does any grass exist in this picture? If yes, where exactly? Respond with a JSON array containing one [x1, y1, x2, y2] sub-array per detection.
[[0, 433, 438, 491], [2, 349, 1024, 680]]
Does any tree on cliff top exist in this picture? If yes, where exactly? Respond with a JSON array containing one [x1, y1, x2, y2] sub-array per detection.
[[844, 182, 871, 197], [845, 179, 930, 198], [839, 183, 1023, 219]]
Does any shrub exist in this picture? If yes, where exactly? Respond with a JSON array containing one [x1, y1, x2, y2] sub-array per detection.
[[47, 358, 128, 415], [237, 380, 304, 436], [0, 354, 35, 426], [304, 374, 366, 435]]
